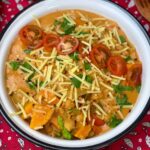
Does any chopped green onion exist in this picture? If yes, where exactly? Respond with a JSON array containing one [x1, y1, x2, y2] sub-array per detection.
[[108, 116, 122, 128], [58, 116, 64, 129], [24, 49, 32, 54], [9, 61, 21, 70], [119, 35, 126, 43], [57, 116, 72, 140], [84, 61, 91, 70], [69, 52, 79, 61], [62, 128, 72, 140], [70, 74, 83, 88], [113, 84, 133, 93], [116, 94, 131, 106]]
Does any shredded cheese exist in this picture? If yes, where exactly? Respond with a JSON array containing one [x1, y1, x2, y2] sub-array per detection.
[[10, 111, 22, 116], [18, 89, 37, 104], [91, 63, 112, 81], [92, 119, 95, 126], [113, 47, 129, 54], [111, 75, 126, 80], [27, 61, 43, 76], [93, 102, 107, 116], [19, 66, 33, 74], [18, 103, 27, 119], [122, 105, 134, 109], [74, 88, 79, 109], [117, 110, 124, 119], [32, 15, 41, 27], [100, 82, 114, 91], [57, 92, 67, 107], [82, 109, 87, 126], [69, 72, 90, 88]]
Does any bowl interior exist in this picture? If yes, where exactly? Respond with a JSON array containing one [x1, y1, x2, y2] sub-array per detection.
[[0, 0, 150, 148]]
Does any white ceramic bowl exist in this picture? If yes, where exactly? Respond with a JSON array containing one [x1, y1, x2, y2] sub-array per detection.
[[0, 0, 150, 149]]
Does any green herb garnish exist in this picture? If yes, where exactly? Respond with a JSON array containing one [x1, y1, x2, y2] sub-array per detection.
[[54, 18, 76, 35], [21, 62, 32, 72], [119, 35, 126, 43], [84, 61, 91, 70], [116, 94, 131, 106], [24, 49, 32, 54], [78, 31, 88, 35], [27, 81, 36, 90], [54, 20, 61, 26], [125, 56, 132, 62], [28, 72, 35, 81], [108, 116, 122, 128], [85, 75, 93, 84], [9, 61, 21, 70], [61, 18, 75, 35], [39, 81, 44, 87], [113, 84, 133, 93], [136, 85, 141, 93], [57, 116, 72, 140], [69, 52, 79, 61], [70, 74, 83, 88]]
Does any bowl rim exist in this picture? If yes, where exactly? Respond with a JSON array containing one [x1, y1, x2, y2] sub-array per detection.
[[0, 0, 150, 149]]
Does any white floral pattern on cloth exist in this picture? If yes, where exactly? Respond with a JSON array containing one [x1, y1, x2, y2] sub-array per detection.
[[0, 0, 150, 150]]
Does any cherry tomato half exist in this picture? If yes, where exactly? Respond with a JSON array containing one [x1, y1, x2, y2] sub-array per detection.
[[127, 64, 142, 86], [90, 44, 111, 69], [107, 55, 127, 76], [44, 34, 60, 51], [57, 35, 79, 55], [19, 25, 44, 49], [93, 116, 105, 126]]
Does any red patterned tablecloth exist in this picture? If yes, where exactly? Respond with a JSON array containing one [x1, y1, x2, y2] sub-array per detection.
[[0, 0, 150, 150]]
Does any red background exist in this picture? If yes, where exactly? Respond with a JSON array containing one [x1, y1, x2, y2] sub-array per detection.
[[0, 0, 150, 150]]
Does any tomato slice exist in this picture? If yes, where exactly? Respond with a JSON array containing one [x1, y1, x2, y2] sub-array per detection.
[[107, 55, 127, 76], [127, 64, 142, 86], [92, 125, 102, 135], [19, 25, 44, 49], [57, 35, 79, 55], [93, 116, 105, 126], [78, 43, 89, 58], [90, 44, 111, 69], [44, 34, 60, 51]]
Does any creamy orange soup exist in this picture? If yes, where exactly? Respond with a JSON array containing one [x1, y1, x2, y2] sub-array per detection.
[[6, 10, 142, 140]]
